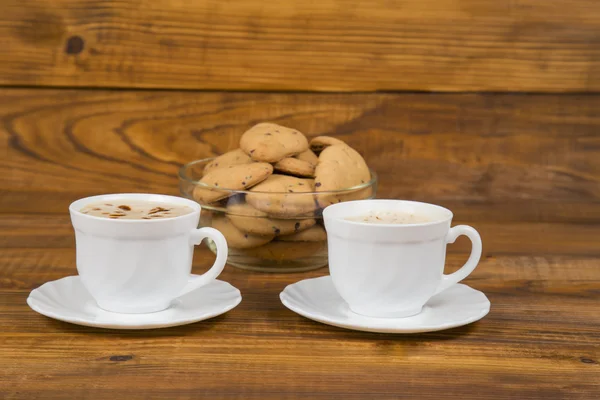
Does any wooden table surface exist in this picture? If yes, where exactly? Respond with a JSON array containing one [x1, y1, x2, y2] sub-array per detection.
[[1, 89, 599, 399]]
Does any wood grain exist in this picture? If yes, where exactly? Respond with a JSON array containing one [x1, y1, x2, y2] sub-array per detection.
[[2, 89, 599, 220], [0, 88, 599, 399], [0, 0, 599, 92], [2, 213, 599, 256], [0, 248, 599, 399]]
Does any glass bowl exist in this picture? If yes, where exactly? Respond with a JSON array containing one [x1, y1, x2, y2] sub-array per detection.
[[179, 159, 378, 272]]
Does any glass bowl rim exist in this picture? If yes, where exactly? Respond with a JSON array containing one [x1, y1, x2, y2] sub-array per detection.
[[178, 158, 378, 195]]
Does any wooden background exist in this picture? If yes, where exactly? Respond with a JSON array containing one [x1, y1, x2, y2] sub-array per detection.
[[1, 0, 600, 92], [0, 0, 599, 399]]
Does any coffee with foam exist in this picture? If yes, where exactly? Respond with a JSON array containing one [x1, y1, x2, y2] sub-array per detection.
[[80, 200, 193, 220], [345, 210, 431, 224]]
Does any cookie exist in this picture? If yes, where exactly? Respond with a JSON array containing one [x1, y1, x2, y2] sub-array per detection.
[[246, 175, 316, 217], [193, 163, 273, 204], [309, 136, 346, 153], [346, 185, 375, 202], [277, 224, 327, 242], [203, 149, 252, 175], [226, 202, 315, 236], [295, 149, 318, 166], [240, 123, 309, 163], [211, 215, 274, 249], [314, 144, 371, 207], [238, 240, 326, 262], [273, 157, 315, 178]]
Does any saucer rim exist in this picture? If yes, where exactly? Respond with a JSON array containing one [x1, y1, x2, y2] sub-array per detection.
[[27, 275, 242, 330], [279, 276, 491, 334]]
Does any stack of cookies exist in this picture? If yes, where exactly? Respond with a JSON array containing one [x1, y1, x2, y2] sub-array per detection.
[[190, 122, 375, 270]]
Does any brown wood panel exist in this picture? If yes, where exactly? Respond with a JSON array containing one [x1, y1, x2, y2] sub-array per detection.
[[0, 248, 599, 399], [3, 248, 599, 295], [1, 89, 599, 221], [2, 213, 599, 256], [0, 0, 599, 92]]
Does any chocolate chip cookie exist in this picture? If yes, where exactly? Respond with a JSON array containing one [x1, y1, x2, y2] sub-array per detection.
[[309, 136, 346, 153], [240, 123, 309, 163], [212, 215, 274, 249], [203, 148, 252, 175], [277, 224, 326, 242], [273, 157, 315, 178], [295, 149, 318, 166], [226, 202, 316, 236], [314, 144, 371, 207], [193, 163, 273, 204], [246, 174, 316, 217]]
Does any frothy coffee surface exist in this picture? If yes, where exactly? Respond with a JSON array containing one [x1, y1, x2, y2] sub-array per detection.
[[80, 200, 194, 220], [346, 210, 431, 224]]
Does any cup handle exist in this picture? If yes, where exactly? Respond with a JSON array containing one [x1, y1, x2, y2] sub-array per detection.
[[433, 225, 482, 295], [176, 227, 228, 298]]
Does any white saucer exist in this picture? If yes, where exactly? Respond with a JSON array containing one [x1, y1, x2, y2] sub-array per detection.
[[280, 276, 490, 333], [27, 275, 242, 330]]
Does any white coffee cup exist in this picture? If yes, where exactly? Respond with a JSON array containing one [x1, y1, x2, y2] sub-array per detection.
[[69, 193, 228, 314], [323, 199, 482, 318]]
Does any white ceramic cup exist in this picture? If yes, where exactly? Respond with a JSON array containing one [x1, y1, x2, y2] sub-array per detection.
[[69, 193, 228, 314], [323, 199, 482, 318]]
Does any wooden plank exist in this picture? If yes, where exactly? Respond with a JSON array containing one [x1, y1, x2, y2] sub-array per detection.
[[1, 213, 599, 256], [0, 0, 599, 92], [1, 89, 599, 222], [2, 247, 599, 293], [0, 249, 599, 399]]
